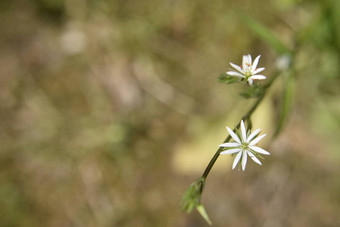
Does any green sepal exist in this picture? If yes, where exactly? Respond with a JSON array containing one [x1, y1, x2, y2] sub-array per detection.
[[218, 74, 240, 84]]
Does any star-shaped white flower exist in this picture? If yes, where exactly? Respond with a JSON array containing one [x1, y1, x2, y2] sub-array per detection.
[[226, 54, 266, 85], [219, 120, 270, 171]]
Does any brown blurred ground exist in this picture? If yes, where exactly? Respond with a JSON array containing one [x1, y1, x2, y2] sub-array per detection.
[[0, 0, 340, 226]]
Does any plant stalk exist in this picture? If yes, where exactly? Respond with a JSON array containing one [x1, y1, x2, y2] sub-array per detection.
[[201, 70, 280, 181]]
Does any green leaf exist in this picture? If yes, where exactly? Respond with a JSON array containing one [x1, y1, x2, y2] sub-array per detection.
[[275, 73, 295, 136], [218, 74, 240, 84], [238, 12, 291, 55], [332, 0, 340, 49], [181, 177, 204, 213], [181, 178, 213, 225], [197, 204, 213, 225]]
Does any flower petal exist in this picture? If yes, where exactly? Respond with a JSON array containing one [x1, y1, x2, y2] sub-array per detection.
[[246, 128, 260, 143], [230, 62, 244, 73], [227, 127, 241, 143], [220, 148, 241, 155], [247, 150, 262, 165], [253, 67, 265, 74], [226, 71, 245, 78], [242, 55, 247, 70], [251, 75, 266, 80], [240, 120, 247, 142], [249, 145, 270, 155], [249, 134, 266, 145], [241, 150, 248, 171], [252, 55, 261, 71], [219, 142, 240, 147], [247, 54, 252, 65], [232, 151, 242, 169], [248, 78, 253, 85]]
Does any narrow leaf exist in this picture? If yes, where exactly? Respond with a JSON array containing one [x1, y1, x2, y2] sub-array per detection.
[[238, 12, 291, 55], [275, 73, 295, 136], [197, 204, 213, 225], [181, 178, 204, 213]]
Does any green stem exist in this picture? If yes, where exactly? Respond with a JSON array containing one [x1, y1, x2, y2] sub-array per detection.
[[201, 71, 280, 180]]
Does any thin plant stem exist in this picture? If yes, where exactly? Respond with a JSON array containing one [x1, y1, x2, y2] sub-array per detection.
[[201, 70, 280, 181]]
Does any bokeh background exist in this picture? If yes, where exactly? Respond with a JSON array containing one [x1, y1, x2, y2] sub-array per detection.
[[0, 0, 340, 226]]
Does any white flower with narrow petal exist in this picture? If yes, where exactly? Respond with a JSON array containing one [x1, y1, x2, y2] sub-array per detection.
[[219, 120, 270, 171], [226, 54, 266, 85]]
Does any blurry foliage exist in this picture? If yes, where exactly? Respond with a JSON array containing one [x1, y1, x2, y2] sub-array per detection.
[[239, 84, 264, 99], [34, 0, 66, 23], [0, 0, 339, 226]]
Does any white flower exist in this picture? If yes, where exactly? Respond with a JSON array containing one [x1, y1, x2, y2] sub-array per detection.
[[219, 120, 270, 171], [226, 54, 266, 85]]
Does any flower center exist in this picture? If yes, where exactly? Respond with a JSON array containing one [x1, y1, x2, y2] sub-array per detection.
[[240, 143, 249, 151]]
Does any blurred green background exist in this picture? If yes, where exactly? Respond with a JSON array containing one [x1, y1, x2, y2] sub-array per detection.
[[0, 0, 339, 226]]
